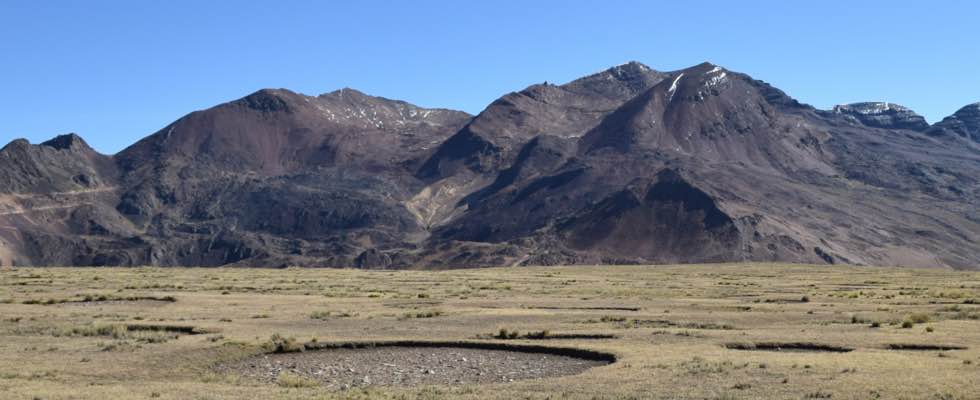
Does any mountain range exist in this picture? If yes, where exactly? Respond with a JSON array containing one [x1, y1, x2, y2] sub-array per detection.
[[2, 61, 978, 269]]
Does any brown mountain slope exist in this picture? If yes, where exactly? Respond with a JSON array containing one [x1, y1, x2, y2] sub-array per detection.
[[421, 63, 980, 269], [1, 62, 978, 269], [417, 62, 666, 180]]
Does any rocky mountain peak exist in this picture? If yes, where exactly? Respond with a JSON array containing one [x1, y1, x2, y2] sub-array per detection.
[[0, 138, 31, 153], [581, 63, 773, 153], [606, 61, 655, 77], [832, 102, 930, 131], [661, 63, 736, 103], [319, 87, 369, 100], [40, 133, 94, 152], [953, 102, 980, 118], [562, 61, 666, 101], [927, 102, 980, 142], [234, 88, 302, 113]]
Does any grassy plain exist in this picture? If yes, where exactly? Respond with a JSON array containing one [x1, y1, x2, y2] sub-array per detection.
[[0, 263, 978, 400]]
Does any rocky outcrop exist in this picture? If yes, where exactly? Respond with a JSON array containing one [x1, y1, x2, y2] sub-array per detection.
[[928, 103, 980, 142], [833, 102, 930, 131]]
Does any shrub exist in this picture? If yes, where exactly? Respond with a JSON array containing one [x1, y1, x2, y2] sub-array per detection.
[[525, 330, 550, 339], [401, 310, 442, 319], [265, 333, 304, 353], [495, 328, 520, 339], [908, 313, 931, 324], [901, 320, 914, 329], [309, 311, 331, 320], [310, 310, 356, 319]]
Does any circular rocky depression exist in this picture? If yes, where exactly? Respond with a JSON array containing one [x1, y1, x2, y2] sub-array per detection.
[[215, 341, 615, 388]]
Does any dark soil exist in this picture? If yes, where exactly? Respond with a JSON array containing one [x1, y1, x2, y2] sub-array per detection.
[[125, 324, 205, 334], [59, 296, 176, 307], [886, 344, 967, 351], [215, 344, 611, 388], [478, 332, 617, 340], [522, 333, 617, 340], [528, 306, 641, 311], [61, 299, 174, 307], [724, 342, 853, 353]]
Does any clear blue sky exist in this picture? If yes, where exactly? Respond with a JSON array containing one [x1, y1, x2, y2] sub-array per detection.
[[2, 1, 978, 154]]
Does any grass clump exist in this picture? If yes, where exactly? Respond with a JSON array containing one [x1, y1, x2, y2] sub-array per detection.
[[950, 311, 980, 320], [487, 329, 600, 340], [400, 310, 443, 319], [264, 333, 304, 354], [23, 294, 177, 305], [60, 324, 129, 339], [276, 372, 319, 388], [900, 313, 932, 329], [495, 328, 520, 339], [309, 310, 331, 320], [310, 310, 357, 319], [907, 313, 932, 324], [525, 329, 551, 339]]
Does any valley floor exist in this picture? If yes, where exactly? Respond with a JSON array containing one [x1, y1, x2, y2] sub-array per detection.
[[0, 264, 978, 399]]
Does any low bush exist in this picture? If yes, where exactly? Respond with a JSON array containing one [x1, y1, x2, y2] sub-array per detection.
[[265, 333, 304, 353]]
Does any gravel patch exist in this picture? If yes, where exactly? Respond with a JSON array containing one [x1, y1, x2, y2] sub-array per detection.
[[216, 345, 610, 388]]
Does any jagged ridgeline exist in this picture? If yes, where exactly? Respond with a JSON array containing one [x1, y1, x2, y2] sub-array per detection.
[[2, 62, 978, 269]]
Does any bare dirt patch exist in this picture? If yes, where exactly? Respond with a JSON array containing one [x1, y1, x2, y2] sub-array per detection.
[[215, 341, 613, 388], [724, 342, 853, 353]]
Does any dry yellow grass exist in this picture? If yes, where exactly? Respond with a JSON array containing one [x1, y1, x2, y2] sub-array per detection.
[[0, 263, 978, 399]]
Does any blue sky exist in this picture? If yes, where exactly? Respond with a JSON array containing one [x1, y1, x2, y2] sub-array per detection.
[[1, 1, 978, 154]]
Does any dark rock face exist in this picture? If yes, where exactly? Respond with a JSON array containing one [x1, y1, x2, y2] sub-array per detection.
[[832, 102, 930, 131], [2, 62, 979, 269], [560, 169, 741, 263], [928, 103, 980, 142], [417, 62, 666, 180], [0, 133, 116, 194]]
